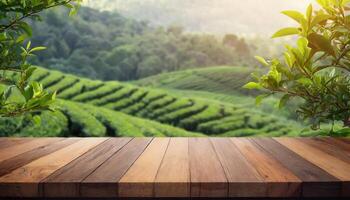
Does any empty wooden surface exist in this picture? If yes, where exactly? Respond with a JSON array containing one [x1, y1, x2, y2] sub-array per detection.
[[0, 137, 349, 199], [154, 138, 189, 197]]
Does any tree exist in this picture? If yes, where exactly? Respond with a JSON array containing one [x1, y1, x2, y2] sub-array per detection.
[[0, 0, 81, 118], [244, 0, 350, 131]]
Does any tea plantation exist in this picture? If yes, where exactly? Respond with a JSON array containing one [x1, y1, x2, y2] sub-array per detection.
[[3, 67, 344, 137], [134, 66, 258, 95]]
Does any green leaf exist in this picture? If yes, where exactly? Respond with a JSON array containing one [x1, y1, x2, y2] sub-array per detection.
[[0, 33, 7, 41], [23, 85, 34, 101], [307, 33, 335, 56], [32, 82, 43, 97], [26, 41, 31, 50], [254, 56, 269, 66], [3, 86, 13, 100], [64, 3, 74, 9], [18, 22, 32, 37], [243, 82, 262, 90], [297, 77, 313, 86], [29, 46, 46, 53], [255, 94, 270, 106], [272, 27, 300, 38], [311, 14, 331, 27], [316, 0, 329, 8], [282, 10, 307, 24], [33, 115, 41, 126], [16, 34, 28, 43], [24, 67, 37, 80], [279, 94, 291, 109], [306, 4, 313, 22]]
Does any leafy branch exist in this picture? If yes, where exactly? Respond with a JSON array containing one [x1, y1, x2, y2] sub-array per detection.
[[0, 0, 81, 119], [244, 0, 350, 131]]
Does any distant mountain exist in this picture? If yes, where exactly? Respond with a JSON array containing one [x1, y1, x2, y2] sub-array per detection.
[[84, 0, 314, 35]]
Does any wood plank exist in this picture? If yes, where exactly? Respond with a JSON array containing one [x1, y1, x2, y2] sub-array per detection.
[[41, 138, 131, 198], [275, 137, 350, 197], [338, 137, 350, 144], [81, 137, 152, 198], [189, 138, 228, 197], [328, 138, 350, 153], [252, 138, 341, 197], [118, 138, 169, 197], [0, 138, 80, 177], [299, 138, 350, 164], [154, 138, 189, 197], [0, 138, 62, 162], [210, 138, 265, 197], [232, 138, 301, 197], [0, 138, 34, 150], [0, 138, 106, 198]]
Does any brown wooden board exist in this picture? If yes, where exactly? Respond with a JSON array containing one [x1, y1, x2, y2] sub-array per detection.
[[251, 138, 341, 197], [275, 137, 350, 197], [81, 138, 152, 198], [0, 137, 349, 199], [299, 138, 350, 164], [118, 138, 169, 197], [338, 138, 350, 144], [189, 138, 228, 197], [0, 138, 62, 163], [327, 138, 350, 153], [154, 138, 190, 197], [232, 138, 301, 198], [0, 138, 80, 177], [41, 138, 131, 197], [210, 138, 265, 197], [0, 138, 34, 150], [0, 138, 106, 197]]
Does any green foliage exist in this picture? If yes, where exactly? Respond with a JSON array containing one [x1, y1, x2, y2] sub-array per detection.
[[0, 0, 80, 118], [2, 66, 349, 137], [28, 6, 253, 81], [25, 68, 312, 136], [58, 100, 106, 137], [135, 66, 257, 95], [244, 0, 350, 130]]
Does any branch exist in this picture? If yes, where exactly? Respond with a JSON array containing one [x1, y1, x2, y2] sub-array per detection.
[[0, 67, 22, 73], [0, 0, 73, 32]]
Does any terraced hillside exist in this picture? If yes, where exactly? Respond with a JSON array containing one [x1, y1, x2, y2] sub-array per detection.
[[134, 67, 349, 136], [19, 67, 309, 137], [1, 99, 202, 137], [134, 66, 258, 95]]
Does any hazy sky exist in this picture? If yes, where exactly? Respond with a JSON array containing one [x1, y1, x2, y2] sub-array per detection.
[[85, 0, 315, 35]]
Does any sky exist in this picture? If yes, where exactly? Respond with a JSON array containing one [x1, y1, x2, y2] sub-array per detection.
[[84, 0, 315, 35]]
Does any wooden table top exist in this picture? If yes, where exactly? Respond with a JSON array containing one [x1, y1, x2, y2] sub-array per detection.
[[0, 137, 349, 199]]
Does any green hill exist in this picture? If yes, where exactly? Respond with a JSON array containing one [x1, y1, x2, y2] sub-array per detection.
[[4, 67, 315, 137], [1, 98, 202, 137], [134, 66, 257, 95], [3, 67, 344, 137]]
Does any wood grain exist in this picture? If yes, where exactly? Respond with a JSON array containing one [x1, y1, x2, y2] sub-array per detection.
[[0, 138, 106, 197], [189, 138, 228, 197], [0, 138, 80, 177], [252, 138, 341, 197], [0, 138, 33, 150], [81, 137, 152, 198], [211, 138, 265, 197], [0, 137, 348, 199], [0, 138, 62, 162], [328, 138, 350, 153], [232, 138, 301, 197], [154, 138, 189, 197], [118, 138, 169, 197], [299, 138, 350, 164], [275, 137, 350, 197], [42, 138, 131, 197]]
